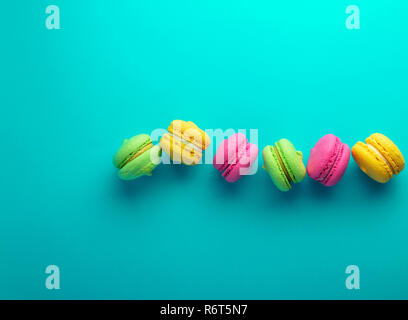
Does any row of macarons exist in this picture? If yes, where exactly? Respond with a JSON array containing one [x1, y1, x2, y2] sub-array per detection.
[[113, 120, 405, 191]]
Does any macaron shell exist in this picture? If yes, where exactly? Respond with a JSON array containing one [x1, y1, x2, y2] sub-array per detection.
[[238, 142, 259, 173], [168, 120, 210, 151], [322, 143, 350, 186], [307, 134, 340, 181], [118, 145, 162, 180], [159, 133, 202, 165], [213, 133, 258, 183], [113, 134, 152, 168], [262, 146, 290, 191], [213, 133, 247, 172], [366, 133, 405, 174], [352, 141, 393, 183], [276, 139, 306, 183], [223, 143, 259, 183]]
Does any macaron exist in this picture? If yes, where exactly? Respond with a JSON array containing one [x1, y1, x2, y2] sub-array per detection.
[[113, 134, 162, 180], [351, 133, 405, 183], [307, 134, 350, 186], [159, 120, 210, 165], [213, 133, 259, 183], [262, 139, 306, 192]]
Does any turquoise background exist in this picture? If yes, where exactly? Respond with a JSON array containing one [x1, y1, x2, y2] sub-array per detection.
[[0, 1, 407, 299]]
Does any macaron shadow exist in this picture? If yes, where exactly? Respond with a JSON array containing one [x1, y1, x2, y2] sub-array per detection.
[[350, 164, 397, 198], [111, 159, 200, 201], [258, 171, 305, 208], [305, 177, 336, 200], [111, 160, 400, 216], [111, 170, 159, 202], [165, 161, 198, 180], [208, 169, 246, 195]]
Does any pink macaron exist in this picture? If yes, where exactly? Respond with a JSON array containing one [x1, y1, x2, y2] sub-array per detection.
[[307, 134, 350, 186], [213, 133, 259, 183]]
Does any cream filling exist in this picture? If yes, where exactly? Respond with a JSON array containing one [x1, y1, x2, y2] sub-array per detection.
[[169, 126, 207, 150], [273, 145, 292, 185], [367, 143, 393, 173], [169, 133, 202, 154], [120, 143, 153, 168]]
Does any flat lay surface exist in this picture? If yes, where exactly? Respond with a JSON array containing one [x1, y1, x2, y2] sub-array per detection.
[[0, 1, 407, 299]]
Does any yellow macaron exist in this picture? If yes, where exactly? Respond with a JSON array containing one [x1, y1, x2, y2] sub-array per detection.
[[159, 120, 210, 165], [351, 133, 405, 183]]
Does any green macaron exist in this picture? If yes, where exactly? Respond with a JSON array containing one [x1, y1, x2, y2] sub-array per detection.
[[262, 139, 306, 192], [113, 134, 162, 180]]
